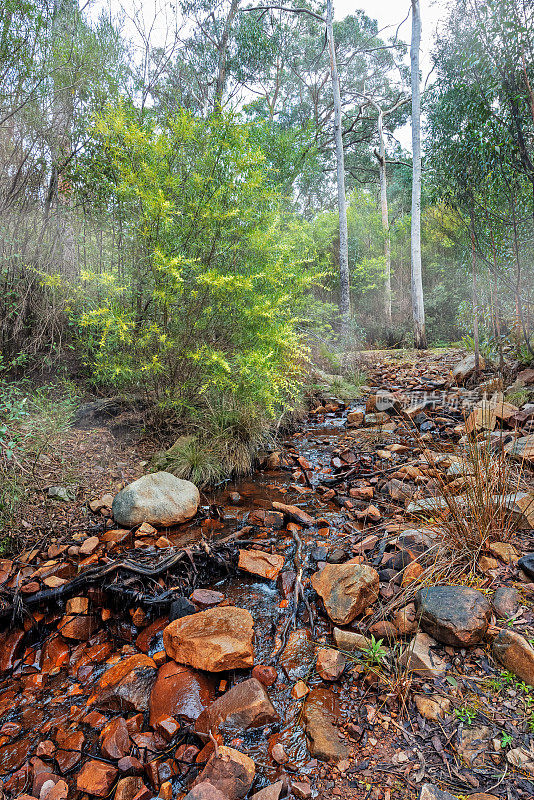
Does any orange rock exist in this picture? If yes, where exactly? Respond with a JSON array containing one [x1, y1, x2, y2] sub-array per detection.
[[76, 760, 118, 797], [148, 661, 215, 726], [192, 746, 255, 800], [79, 536, 100, 556], [115, 777, 144, 800], [310, 561, 379, 625], [238, 549, 285, 580], [195, 678, 278, 738], [252, 665, 277, 687], [163, 607, 254, 672], [401, 562, 424, 585], [92, 654, 157, 712], [101, 718, 130, 760]]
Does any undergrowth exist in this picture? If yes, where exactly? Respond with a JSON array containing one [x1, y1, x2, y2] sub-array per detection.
[[0, 380, 78, 542]]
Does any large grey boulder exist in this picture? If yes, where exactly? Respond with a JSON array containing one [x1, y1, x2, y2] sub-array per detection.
[[452, 353, 486, 384], [112, 471, 200, 527], [416, 586, 492, 647]]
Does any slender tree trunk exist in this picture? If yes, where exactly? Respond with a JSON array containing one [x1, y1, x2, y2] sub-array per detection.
[[410, 0, 427, 348], [470, 211, 480, 376], [326, 0, 351, 332], [213, 0, 240, 112], [376, 108, 392, 332]]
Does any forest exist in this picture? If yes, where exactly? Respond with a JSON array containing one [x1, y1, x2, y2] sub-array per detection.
[[0, 2, 533, 800]]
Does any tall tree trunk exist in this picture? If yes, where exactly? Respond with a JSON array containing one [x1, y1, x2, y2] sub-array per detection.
[[213, 0, 240, 112], [375, 108, 392, 333], [410, 0, 427, 349], [326, 0, 350, 332], [470, 210, 480, 375]]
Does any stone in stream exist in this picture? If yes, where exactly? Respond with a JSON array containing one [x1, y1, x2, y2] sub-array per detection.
[[100, 718, 130, 760], [310, 560, 379, 625], [112, 471, 199, 527], [149, 662, 215, 726], [250, 782, 283, 800], [191, 746, 255, 799], [184, 783, 228, 800], [91, 654, 158, 713], [163, 607, 254, 671], [248, 509, 284, 528], [272, 501, 314, 526], [237, 549, 285, 580], [195, 677, 278, 737], [279, 628, 315, 681], [415, 586, 492, 647], [301, 687, 348, 762], [493, 629, 534, 686]]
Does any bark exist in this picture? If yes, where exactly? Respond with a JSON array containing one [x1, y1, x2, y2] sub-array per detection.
[[375, 108, 392, 330], [213, 0, 240, 112], [410, 0, 427, 349], [470, 211, 480, 375], [326, 0, 351, 331]]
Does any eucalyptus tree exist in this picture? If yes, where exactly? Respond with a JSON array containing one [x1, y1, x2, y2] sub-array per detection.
[[410, 0, 427, 348]]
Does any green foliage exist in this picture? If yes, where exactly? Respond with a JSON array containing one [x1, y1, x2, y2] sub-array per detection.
[[455, 705, 477, 725], [360, 635, 388, 667]]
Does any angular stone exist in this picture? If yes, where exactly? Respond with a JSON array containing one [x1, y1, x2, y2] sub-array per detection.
[[238, 549, 285, 580], [248, 509, 284, 528], [163, 607, 254, 672], [332, 628, 370, 652], [101, 718, 130, 760], [399, 633, 447, 678], [416, 586, 492, 647], [493, 629, 534, 686], [195, 678, 278, 738], [115, 777, 144, 800], [192, 746, 255, 800], [250, 782, 283, 800], [149, 661, 215, 726], [271, 501, 313, 526], [505, 435, 534, 464], [457, 724, 492, 766], [279, 628, 315, 681], [488, 541, 520, 564], [316, 648, 346, 681], [76, 761, 118, 797], [190, 589, 224, 608], [112, 472, 200, 527], [184, 783, 228, 800], [55, 730, 84, 772], [302, 688, 348, 762], [452, 354, 486, 385], [93, 654, 157, 712], [311, 560, 379, 625], [518, 553, 534, 580]]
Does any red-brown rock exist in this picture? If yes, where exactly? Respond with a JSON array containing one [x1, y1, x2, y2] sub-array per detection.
[[92, 655, 157, 712], [252, 664, 277, 687], [192, 746, 255, 799], [101, 718, 130, 760], [149, 661, 215, 726], [77, 761, 118, 797], [190, 589, 224, 608], [195, 677, 278, 738], [163, 607, 254, 672], [238, 550, 285, 580], [114, 777, 144, 800], [55, 729, 84, 772]]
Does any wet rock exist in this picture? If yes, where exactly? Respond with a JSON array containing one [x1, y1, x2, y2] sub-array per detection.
[[277, 570, 296, 598], [279, 629, 315, 681], [347, 410, 364, 426], [115, 777, 144, 800], [399, 633, 447, 678], [184, 783, 228, 800], [419, 785, 457, 800], [291, 781, 312, 800], [112, 472, 200, 527], [302, 688, 348, 762], [291, 679, 309, 699], [43, 779, 68, 800], [59, 596, 97, 641], [0, 628, 25, 672], [252, 664, 277, 687], [492, 587, 519, 619], [316, 648, 345, 681], [192, 746, 255, 799], [169, 596, 197, 620], [100, 718, 130, 760], [195, 677, 278, 737], [416, 586, 492, 646], [117, 757, 144, 776], [250, 782, 283, 800], [92, 654, 157, 712], [149, 661, 215, 726], [163, 607, 254, 671], [414, 694, 451, 721], [76, 760, 118, 797], [238, 549, 285, 580], [311, 560, 379, 625], [249, 509, 284, 528], [457, 724, 492, 766], [55, 729, 84, 772], [518, 553, 534, 580], [368, 620, 398, 640], [190, 589, 224, 608], [452, 353, 486, 385], [493, 629, 534, 686], [272, 501, 313, 526]]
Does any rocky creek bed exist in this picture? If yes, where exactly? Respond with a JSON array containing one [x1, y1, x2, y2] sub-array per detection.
[[1, 351, 534, 800]]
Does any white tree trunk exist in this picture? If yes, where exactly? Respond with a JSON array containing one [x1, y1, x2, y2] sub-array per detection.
[[376, 108, 392, 330], [326, 0, 351, 332], [410, 0, 427, 349]]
